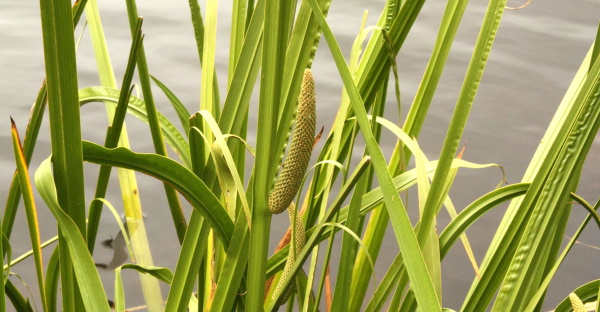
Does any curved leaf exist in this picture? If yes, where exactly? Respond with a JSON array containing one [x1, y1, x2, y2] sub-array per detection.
[[150, 75, 192, 135], [523, 196, 600, 312], [195, 110, 251, 225], [91, 198, 134, 264], [266, 158, 502, 276], [113, 263, 174, 311], [34, 158, 110, 312], [79, 86, 191, 168], [439, 183, 530, 258], [366, 183, 530, 312], [11, 120, 47, 312], [81, 141, 233, 247], [553, 280, 600, 312]]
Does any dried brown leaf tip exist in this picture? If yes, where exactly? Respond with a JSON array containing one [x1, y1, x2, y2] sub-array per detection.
[[268, 68, 316, 214]]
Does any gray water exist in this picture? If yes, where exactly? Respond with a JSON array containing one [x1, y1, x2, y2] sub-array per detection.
[[1, 0, 599, 310]]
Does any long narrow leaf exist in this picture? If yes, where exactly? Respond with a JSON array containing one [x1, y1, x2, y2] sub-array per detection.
[[3, 81, 47, 242], [35, 159, 110, 312], [418, 0, 506, 256], [247, 0, 291, 309], [84, 13, 144, 251], [121, 5, 183, 307], [266, 159, 498, 276], [209, 210, 250, 312], [150, 76, 192, 135], [85, 11, 166, 309], [78, 87, 191, 168], [38, 0, 87, 308], [305, 0, 441, 309], [492, 42, 600, 311], [187, 0, 221, 111], [81, 141, 234, 245], [165, 212, 209, 312], [44, 247, 59, 312], [10, 120, 47, 312], [200, 0, 219, 121], [461, 44, 596, 312], [523, 197, 600, 311]]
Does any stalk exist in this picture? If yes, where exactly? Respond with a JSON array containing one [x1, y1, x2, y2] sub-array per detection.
[[306, 0, 441, 308], [84, 0, 145, 254], [38, 0, 86, 309], [248, 0, 288, 309], [120, 0, 177, 309], [84, 8, 164, 311], [124, 0, 187, 244], [3, 0, 87, 244], [351, 0, 470, 307]]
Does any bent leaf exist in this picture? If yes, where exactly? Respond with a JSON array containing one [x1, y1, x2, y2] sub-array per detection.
[[34, 158, 110, 312], [79, 86, 191, 168], [81, 141, 234, 247]]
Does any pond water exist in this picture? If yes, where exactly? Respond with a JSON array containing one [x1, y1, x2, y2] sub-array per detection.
[[1, 0, 599, 310]]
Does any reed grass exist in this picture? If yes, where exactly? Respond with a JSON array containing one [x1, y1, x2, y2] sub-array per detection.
[[2, 0, 600, 311]]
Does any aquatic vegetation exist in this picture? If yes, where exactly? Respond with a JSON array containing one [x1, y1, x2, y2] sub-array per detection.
[[2, 0, 600, 311]]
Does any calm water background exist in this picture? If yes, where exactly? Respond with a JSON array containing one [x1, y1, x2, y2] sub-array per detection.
[[1, 0, 599, 310]]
